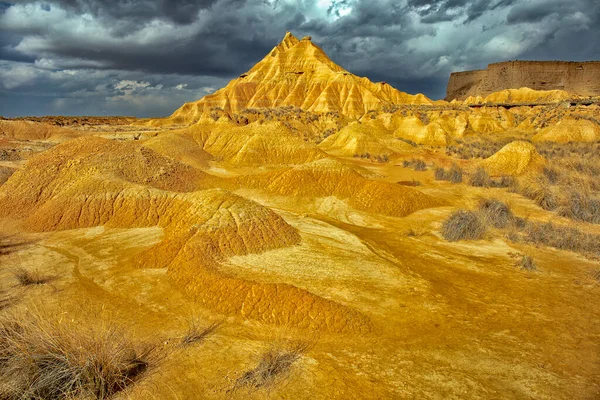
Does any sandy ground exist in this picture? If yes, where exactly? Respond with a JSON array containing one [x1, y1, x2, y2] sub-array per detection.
[[1, 147, 598, 399]]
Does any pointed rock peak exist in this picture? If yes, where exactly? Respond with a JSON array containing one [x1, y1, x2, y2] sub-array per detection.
[[276, 31, 300, 52]]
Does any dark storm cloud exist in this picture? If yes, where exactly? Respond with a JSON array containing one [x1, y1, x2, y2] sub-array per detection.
[[406, 0, 518, 24], [0, 0, 599, 116], [507, 0, 599, 25], [21, 0, 221, 25]]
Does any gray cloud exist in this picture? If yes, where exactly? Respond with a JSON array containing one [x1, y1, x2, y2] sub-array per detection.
[[507, 0, 598, 25], [0, 0, 599, 117]]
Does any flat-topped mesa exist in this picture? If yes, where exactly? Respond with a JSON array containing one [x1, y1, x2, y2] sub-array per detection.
[[446, 60, 600, 101], [168, 31, 431, 124]]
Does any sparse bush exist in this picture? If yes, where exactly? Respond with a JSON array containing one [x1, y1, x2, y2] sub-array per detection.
[[543, 166, 560, 184], [534, 187, 558, 211], [403, 159, 427, 171], [479, 199, 513, 228], [517, 221, 600, 256], [232, 341, 310, 391], [492, 175, 517, 189], [442, 210, 486, 241], [445, 135, 529, 159], [469, 167, 491, 187], [558, 190, 600, 224], [531, 141, 600, 224], [0, 312, 155, 399], [434, 167, 446, 180], [0, 235, 27, 257], [435, 164, 463, 183], [522, 180, 558, 211], [12, 268, 53, 286], [375, 154, 389, 163], [180, 320, 221, 347], [447, 164, 463, 183], [398, 138, 417, 147], [414, 160, 426, 171]]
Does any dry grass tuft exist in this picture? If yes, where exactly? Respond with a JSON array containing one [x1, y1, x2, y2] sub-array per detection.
[[232, 340, 310, 392], [522, 179, 558, 211], [435, 164, 463, 183], [558, 190, 600, 224], [469, 167, 491, 188], [446, 135, 530, 159], [403, 159, 427, 171], [0, 235, 29, 257], [479, 199, 514, 228], [434, 167, 446, 180], [447, 164, 463, 183], [494, 175, 517, 189], [442, 210, 486, 241], [180, 320, 222, 347], [0, 312, 156, 399], [516, 221, 600, 257], [12, 267, 54, 286], [0, 289, 17, 312], [542, 166, 560, 184]]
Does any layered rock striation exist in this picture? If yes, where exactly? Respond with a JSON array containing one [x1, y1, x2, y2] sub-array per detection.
[[446, 61, 600, 101], [168, 32, 431, 124]]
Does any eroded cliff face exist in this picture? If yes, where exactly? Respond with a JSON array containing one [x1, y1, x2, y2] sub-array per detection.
[[446, 61, 600, 101]]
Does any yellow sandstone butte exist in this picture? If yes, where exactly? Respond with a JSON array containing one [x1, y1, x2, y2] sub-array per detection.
[[167, 32, 432, 124]]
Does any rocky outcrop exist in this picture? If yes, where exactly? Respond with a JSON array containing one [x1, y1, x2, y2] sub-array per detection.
[[446, 61, 600, 101]]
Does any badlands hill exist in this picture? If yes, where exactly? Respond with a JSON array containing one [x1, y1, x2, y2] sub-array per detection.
[[1, 32, 600, 400], [166, 32, 431, 124]]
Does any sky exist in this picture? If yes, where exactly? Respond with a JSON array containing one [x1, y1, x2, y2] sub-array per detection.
[[0, 0, 599, 117]]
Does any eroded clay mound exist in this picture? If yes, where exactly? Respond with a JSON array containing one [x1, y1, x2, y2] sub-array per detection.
[[481, 141, 545, 176], [466, 112, 507, 134], [143, 133, 214, 169], [0, 120, 78, 141], [0, 139, 369, 333], [318, 122, 408, 157], [242, 158, 445, 217], [196, 121, 327, 166], [392, 116, 450, 147], [532, 118, 600, 143], [0, 136, 214, 217]]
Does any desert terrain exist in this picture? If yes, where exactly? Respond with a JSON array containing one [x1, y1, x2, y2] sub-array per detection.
[[0, 32, 599, 399]]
